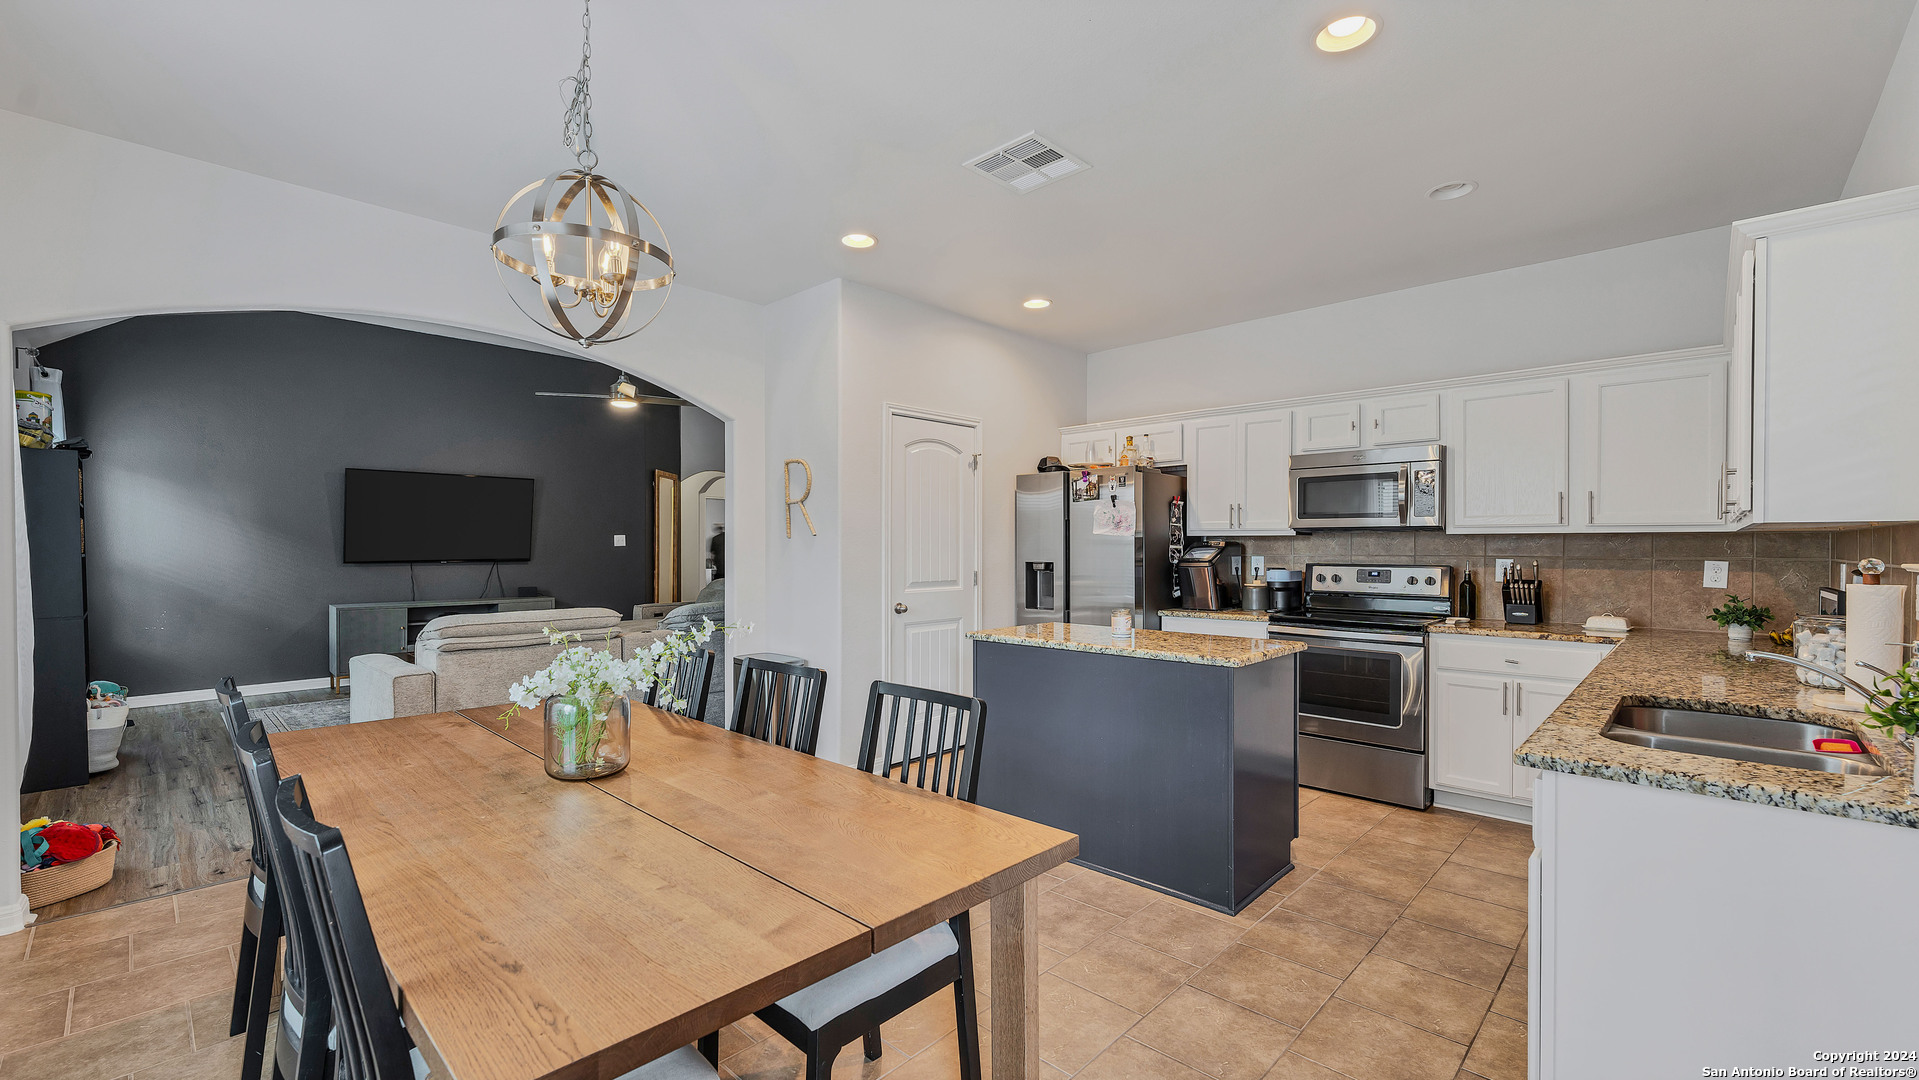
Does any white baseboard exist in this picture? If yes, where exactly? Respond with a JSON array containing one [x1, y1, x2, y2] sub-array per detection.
[[0, 892, 33, 937], [127, 676, 336, 709], [1431, 787, 1534, 824]]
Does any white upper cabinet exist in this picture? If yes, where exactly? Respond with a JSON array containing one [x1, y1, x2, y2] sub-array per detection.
[[1571, 356, 1728, 528], [1061, 429, 1116, 466], [1362, 393, 1442, 447], [1185, 416, 1239, 533], [1449, 378, 1570, 529], [1184, 409, 1291, 535], [1735, 189, 1919, 524], [1238, 409, 1294, 531], [1293, 402, 1363, 452], [1120, 422, 1186, 466]]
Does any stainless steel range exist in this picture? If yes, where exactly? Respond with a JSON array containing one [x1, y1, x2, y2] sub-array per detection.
[[1267, 563, 1454, 809]]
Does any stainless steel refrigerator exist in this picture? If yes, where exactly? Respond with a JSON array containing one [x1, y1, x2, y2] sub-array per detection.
[[1014, 466, 1185, 630]]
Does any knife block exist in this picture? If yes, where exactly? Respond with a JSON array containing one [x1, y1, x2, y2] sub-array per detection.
[[1502, 581, 1543, 625]]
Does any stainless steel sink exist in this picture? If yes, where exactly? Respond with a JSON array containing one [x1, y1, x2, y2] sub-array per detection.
[[1601, 704, 1894, 776]]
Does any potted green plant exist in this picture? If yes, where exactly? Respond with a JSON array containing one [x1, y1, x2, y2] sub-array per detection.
[[1709, 594, 1772, 649], [1860, 663, 1919, 796]]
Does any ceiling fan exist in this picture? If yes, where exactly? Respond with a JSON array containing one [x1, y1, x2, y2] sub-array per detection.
[[535, 375, 690, 410]]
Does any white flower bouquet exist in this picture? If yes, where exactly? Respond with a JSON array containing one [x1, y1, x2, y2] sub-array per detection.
[[504, 620, 747, 780]]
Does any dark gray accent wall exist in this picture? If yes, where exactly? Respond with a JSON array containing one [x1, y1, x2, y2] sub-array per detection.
[[40, 312, 697, 694], [680, 407, 726, 476]]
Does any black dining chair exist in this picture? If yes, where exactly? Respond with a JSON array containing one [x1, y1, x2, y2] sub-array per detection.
[[752, 681, 988, 1080], [727, 656, 828, 755], [644, 648, 715, 723], [214, 678, 282, 1080], [272, 775, 721, 1080], [217, 678, 332, 1080]]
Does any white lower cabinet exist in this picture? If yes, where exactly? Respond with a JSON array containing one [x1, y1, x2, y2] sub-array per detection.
[[1430, 671, 1513, 796], [1429, 635, 1611, 806]]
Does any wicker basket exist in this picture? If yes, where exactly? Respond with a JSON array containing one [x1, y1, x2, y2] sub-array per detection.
[[22, 839, 118, 909]]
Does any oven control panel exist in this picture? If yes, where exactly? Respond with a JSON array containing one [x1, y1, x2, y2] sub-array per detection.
[[1305, 564, 1451, 598]]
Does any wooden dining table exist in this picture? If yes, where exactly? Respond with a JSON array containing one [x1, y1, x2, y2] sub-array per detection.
[[267, 701, 1077, 1080]]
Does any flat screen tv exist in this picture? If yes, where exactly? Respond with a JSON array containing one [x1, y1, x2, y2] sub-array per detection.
[[342, 468, 535, 564]]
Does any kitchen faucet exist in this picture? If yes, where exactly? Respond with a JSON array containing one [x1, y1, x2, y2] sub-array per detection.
[[1741, 652, 1907, 743]]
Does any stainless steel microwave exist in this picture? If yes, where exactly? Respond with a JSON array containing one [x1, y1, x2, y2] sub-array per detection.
[[1289, 445, 1445, 529]]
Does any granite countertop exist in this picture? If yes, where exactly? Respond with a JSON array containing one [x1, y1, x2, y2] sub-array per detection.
[[970, 623, 1305, 668], [1515, 629, 1919, 829], [1428, 618, 1623, 645], [1156, 608, 1273, 623]]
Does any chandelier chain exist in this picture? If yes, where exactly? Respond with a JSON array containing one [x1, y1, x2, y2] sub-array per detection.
[[562, 0, 597, 172]]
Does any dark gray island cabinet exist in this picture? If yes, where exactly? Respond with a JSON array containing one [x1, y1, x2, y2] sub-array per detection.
[[970, 623, 1305, 914]]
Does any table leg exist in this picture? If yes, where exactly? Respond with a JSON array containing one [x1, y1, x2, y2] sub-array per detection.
[[990, 876, 1040, 1080]]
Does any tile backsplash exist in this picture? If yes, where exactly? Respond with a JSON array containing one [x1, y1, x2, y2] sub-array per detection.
[[1832, 523, 1919, 644], [1228, 530, 1839, 632]]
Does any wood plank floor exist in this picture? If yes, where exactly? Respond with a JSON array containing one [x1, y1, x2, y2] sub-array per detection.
[[20, 688, 339, 922]]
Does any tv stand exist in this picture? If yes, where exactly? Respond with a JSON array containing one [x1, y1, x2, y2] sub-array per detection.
[[328, 595, 556, 692]]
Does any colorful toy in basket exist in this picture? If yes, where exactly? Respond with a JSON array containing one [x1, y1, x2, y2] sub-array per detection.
[[20, 817, 119, 871]]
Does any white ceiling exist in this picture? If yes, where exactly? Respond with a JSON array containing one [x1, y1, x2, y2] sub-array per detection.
[[1, 1, 1911, 352]]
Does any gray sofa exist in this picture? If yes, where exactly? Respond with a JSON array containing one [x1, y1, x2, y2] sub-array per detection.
[[349, 606, 648, 724]]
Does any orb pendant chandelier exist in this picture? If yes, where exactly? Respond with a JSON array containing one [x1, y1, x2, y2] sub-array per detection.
[[491, 0, 673, 347]]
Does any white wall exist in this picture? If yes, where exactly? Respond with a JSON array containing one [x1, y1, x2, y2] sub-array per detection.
[[758, 281, 846, 757], [1084, 227, 1730, 421], [835, 283, 1086, 760], [1845, 5, 1919, 198], [0, 109, 774, 934]]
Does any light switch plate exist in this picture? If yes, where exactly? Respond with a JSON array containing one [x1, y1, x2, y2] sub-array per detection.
[[1703, 560, 1728, 588], [614, 534, 627, 547], [1250, 555, 1266, 577]]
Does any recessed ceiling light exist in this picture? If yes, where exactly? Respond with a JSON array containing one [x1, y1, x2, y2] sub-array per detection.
[[1316, 15, 1377, 52], [840, 233, 876, 249], [1023, 298, 1051, 310], [1427, 181, 1478, 201]]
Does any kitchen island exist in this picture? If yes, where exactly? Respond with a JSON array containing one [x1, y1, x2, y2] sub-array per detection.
[[969, 622, 1305, 914], [1516, 629, 1919, 1077]]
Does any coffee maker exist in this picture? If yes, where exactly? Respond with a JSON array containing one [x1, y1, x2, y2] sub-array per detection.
[[1177, 541, 1245, 611]]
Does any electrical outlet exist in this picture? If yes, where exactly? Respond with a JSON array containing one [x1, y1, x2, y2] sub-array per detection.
[[1230, 556, 1242, 579], [1495, 558, 1515, 580], [1703, 560, 1728, 588], [1250, 555, 1266, 577], [614, 534, 627, 548]]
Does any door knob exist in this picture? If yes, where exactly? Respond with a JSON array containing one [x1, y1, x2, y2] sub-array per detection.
[[894, 603, 909, 614]]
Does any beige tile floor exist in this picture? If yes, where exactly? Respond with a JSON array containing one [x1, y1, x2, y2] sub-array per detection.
[[0, 791, 1529, 1080]]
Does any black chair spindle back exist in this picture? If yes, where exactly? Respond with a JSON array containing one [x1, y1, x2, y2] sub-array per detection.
[[728, 656, 828, 755], [645, 648, 715, 723], [856, 682, 988, 803], [275, 776, 417, 1080], [218, 678, 332, 1079], [216, 680, 273, 877]]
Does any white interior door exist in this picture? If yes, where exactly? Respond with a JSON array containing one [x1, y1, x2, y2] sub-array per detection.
[[887, 413, 980, 696]]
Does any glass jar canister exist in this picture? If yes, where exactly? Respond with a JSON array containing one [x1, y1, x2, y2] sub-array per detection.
[[543, 691, 631, 780], [1791, 615, 1847, 689]]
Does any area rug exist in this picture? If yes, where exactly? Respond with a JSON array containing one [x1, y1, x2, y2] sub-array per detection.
[[254, 698, 353, 733]]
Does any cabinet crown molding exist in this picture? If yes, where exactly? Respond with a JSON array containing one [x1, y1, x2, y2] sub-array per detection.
[[1065, 344, 1728, 434]]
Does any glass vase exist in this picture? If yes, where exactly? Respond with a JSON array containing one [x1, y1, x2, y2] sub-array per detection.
[[543, 691, 630, 781]]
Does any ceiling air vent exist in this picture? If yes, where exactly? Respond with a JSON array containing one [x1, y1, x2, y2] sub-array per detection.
[[965, 133, 1089, 194]]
